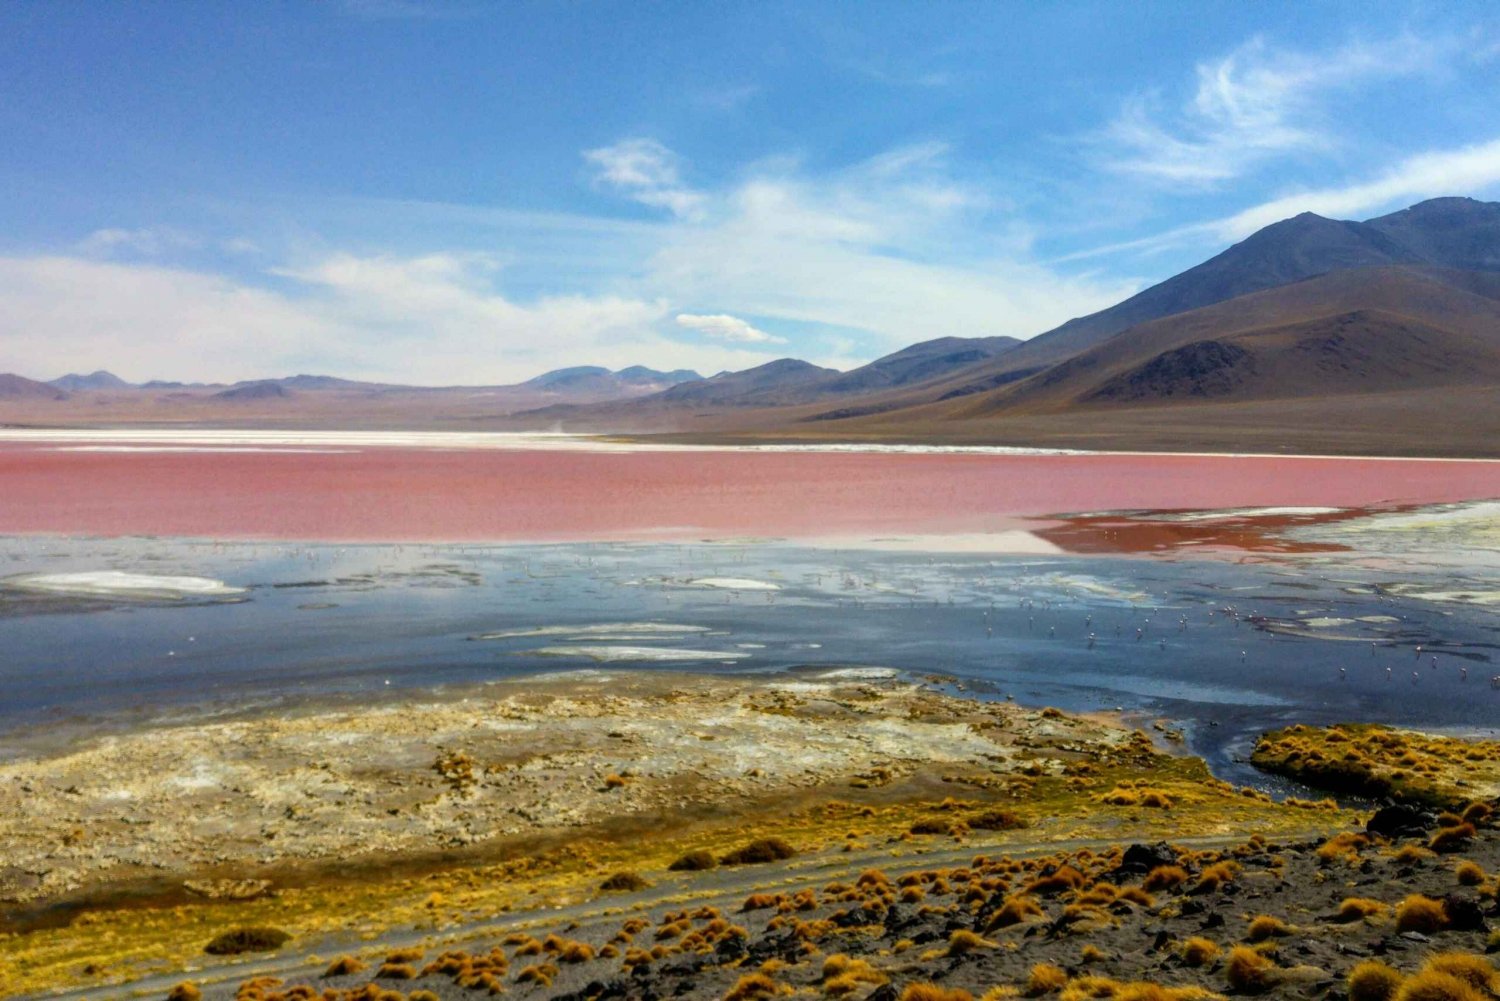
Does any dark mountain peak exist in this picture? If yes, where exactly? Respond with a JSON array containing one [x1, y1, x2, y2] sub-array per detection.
[[657, 357, 840, 406], [271, 374, 381, 390], [50, 370, 132, 391], [212, 380, 291, 401], [523, 366, 612, 390], [1366, 197, 1500, 272], [615, 366, 703, 386]]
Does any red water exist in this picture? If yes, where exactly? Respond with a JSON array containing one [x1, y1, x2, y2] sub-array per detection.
[[1, 446, 1496, 544]]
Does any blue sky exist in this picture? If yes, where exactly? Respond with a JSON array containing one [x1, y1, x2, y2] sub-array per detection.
[[1, 1, 1498, 384]]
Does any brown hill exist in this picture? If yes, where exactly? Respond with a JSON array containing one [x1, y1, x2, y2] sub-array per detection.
[[0, 373, 68, 401], [953, 266, 1500, 416]]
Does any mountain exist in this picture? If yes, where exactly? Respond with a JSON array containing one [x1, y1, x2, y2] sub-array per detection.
[[951, 266, 1500, 415], [212, 380, 293, 401], [49, 370, 132, 391], [653, 358, 840, 406], [616, 366, 702, 386], [0, 373, 69, 400], [1365, 196, 1500, 272], [919, 197, 1500, 403]]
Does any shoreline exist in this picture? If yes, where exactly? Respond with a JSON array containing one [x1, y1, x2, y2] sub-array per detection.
[[3, 426, 1500, 461]]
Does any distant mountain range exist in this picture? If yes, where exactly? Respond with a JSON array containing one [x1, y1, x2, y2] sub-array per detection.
[[5, 197, 1500, 455]]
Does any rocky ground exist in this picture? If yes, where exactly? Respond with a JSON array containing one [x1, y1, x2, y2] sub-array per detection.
[[174, 798, 1500, 1001]]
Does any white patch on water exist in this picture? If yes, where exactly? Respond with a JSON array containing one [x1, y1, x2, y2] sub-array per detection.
[[806, 531, 1064, 554], [1154, 506, 1344, 522], [1303, 617, 1356, 628], [683, 577, 781, 591], [4, 571, 246, 599], [525, 646, 750, 663], [472, 623, 711, 641], [812, 667, 900, 680]]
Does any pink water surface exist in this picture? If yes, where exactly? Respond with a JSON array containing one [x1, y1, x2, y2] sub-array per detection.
[[1, 445, 1496, 543]]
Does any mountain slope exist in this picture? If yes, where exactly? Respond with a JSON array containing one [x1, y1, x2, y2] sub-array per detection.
[[0, 373, 69, 401], [949, 266, 1500, 416], [50, 370, 132, 391]]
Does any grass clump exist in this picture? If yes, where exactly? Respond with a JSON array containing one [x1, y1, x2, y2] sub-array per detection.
[[375, 962, 418, 980], [1394, 970, 1485, 1001], [1349, 961, 1405, 1001], [203, 926, 290, 956], [166, 984, 202, 1001], [1395, 894, 1449, 934], [1430, 824, 1477, 853], [669, 849, 718, 871], [1027, 963, 1070, 995], [1142, 865, 1188, 891], [1225, 946, 1278, 993], [901, 986, 975, 1001], [725, 972, 781, 1001], [720, 837, 796, 866], [970, 808, 1027, 831], [1455, 861, 1486, 886], [1420, 953, 1497, 995], [1180, 937, 1220, 967], [1245, 915, 1292, 942], [322, 956, 366, 977], [985, 894, 1045, 931], [947, 930, 997, 956], [599, 871, 651, 892], [1337, 897, 1389, 923]]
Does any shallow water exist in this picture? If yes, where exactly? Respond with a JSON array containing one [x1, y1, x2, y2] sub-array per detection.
[[1, 529, 1496, 789]]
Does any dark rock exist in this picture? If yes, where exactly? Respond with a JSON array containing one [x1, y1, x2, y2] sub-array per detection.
[[1105, 842, 1179, 881], [1201, 912, 1225, 930], [1178, 899, 1205, 916], [1443, 893, 1487, 931], [1367, 804, 1434, 839], [867, 986, 900, 1001]]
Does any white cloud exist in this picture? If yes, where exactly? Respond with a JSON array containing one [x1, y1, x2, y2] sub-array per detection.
[[675, 313, 786, 345], [0, 254, 786, 385], [627, 142, 1134, 350], [1099, 34, 1452, 187], [1212, 136, 1500, 239], [78, 226, 202, 256], [584, 138, 707, 220]]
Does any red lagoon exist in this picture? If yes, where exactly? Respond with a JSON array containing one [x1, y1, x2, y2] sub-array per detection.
[[1, 445, 1496, 544]]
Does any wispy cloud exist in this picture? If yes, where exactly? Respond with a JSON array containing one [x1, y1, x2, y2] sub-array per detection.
[[78, 226, 202, 256], [675, 313, 785, 345], [1057, 134, 1500, 264], [583, 138, 707, 221], [1097, 34, 1453, 187]]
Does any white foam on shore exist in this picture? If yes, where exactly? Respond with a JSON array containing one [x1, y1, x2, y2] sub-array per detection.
[[52, 446, 355, 454], [4, 571, 246, 599], [1150, 506, 1344, 522], [684, 577, 782, 591], [525, 646, 750, 663], [3, 429, 1494, 461], [806, 531, 1063, 554], [472, 623, 711, 641]]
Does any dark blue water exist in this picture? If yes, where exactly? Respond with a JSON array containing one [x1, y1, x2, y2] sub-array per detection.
[[1, 535, 1496, 787]]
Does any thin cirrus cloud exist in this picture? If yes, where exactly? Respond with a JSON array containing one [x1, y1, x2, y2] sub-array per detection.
[[1098, 33, 1455, 187], [1056, 134, 1500, 264], [675, 313, 786, 345], [583, 138, 707, 221]]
